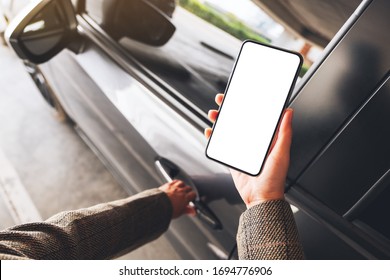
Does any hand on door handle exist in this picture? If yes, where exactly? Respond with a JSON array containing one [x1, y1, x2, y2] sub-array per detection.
[[155, 158, 223, 230]]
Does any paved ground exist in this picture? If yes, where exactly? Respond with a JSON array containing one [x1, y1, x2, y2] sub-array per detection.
[[0, 43, 179, 259]]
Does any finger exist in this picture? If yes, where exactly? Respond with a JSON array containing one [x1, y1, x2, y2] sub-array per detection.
[[271, 108, 293, 156], [204, 127, 212, 139], [186, 190, 197, 201], [215, 93, 224, 106], [208, 109, 218, 122], [181, 186, 193, 193], [184, 205, 197, 216], [268, 117, 281, 155], [172, 179, 185, 188]]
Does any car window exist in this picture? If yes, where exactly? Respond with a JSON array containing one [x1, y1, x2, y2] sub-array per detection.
[[357, 183, 390, 241], [84, 0, 357, 114], [86, 0, 239, 114]]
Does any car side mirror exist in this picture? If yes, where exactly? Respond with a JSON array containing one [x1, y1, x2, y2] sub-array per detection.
[[5, 0, 77, 64], [102, 0, 176, 46]]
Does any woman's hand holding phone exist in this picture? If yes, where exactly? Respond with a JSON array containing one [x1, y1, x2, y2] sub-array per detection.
[[205, 93, 294, 209]]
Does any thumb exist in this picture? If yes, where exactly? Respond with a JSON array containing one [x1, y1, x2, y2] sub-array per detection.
[[271, 108, 293, 158], [183, 205, 197, 216]]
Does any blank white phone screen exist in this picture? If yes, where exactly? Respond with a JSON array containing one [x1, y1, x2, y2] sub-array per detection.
[[206, 41, 301, 176]]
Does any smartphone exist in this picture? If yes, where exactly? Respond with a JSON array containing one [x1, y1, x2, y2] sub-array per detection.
[[205, 40, 302, 176]]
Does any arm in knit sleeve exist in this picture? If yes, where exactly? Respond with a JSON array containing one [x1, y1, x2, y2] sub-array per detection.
[[0, 189, 172, 260], [237, 200, 304, 260]]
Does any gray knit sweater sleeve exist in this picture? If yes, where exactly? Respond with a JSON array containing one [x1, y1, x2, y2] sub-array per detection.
[[0, 189, 172, 260], [237, 200, 304, 260]]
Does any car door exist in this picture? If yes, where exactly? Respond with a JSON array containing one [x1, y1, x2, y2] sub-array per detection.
[[9, 0, 245, 259], [77, 0, 247, 259], [285, 0, 390, 259]]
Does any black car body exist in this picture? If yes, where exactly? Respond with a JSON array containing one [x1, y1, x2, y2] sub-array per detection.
[[3, 0, 390, 259]]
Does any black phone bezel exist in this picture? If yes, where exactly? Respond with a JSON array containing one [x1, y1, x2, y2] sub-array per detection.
[[205, 39, 303, 176]]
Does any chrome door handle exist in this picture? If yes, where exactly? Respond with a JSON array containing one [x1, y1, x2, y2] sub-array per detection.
[[155, 158, 223, 230], [155, 159, 177, 183]]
